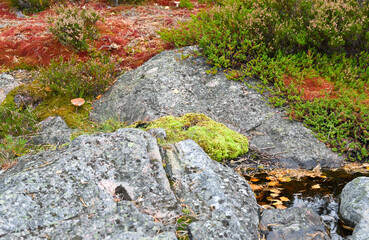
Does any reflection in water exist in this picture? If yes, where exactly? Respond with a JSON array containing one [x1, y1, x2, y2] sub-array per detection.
[[292, 194, 346, 240]]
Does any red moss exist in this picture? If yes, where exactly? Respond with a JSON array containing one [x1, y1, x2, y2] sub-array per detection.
[[0, 2, 18, 19], [283, 76, 337, 101]]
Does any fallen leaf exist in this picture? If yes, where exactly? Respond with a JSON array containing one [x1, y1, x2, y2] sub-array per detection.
[[269, 188, 281, 194], [250, 184, 263, 191], [45, 87, 52, 92], [250, 177, 260, 182], [341, 225, 354, 231], [276, 205, 287, 209], [261, 205, 274, 209], [270, 193, 279, 198], [280, 196, 290, 202], [272, 200, 283, 206], [96, 94, 102, 100], [268, 181, 280, 187], [56, 170, 62, 174], [278, 177, 291, 182], [311, 184, 321, 189]]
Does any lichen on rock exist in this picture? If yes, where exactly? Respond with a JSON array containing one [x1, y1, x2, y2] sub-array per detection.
[[142, 113, 249, 162]]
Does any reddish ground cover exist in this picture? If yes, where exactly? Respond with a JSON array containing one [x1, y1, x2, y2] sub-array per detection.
[[283, 76, 337, 101], [0, 0, 204, 70]]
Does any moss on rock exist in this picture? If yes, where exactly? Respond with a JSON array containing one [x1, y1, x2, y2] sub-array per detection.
[[144, 113, 249, 162]]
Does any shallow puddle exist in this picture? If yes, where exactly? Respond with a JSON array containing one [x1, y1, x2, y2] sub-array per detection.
[[242, 168, 369, 239]]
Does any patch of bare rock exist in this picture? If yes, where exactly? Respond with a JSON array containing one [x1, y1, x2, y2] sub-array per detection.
[[90, 46, 343, 170]]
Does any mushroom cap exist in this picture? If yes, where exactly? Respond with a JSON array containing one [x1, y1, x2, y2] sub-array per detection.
[[71, 98, 85, 107]]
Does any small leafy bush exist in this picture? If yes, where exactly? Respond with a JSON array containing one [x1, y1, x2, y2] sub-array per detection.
[[37, 55, 117, 98], [0, 135, 29, 169], [9, 0, 49, 13], [0, 106, 39, 139], [160, 0, 369, 67], [179, 0, 194, 9], [48, 5, 101, 51]]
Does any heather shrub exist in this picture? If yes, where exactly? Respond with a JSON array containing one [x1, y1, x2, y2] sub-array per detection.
[[9, 0, 49, 13], [160, 0, 369, 67], [37, 55, 117, 98], [48, 5, 101, 51], [0, 106, 39, 138]]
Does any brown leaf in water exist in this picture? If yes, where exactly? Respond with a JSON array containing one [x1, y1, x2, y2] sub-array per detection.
[[250, 177, 260, 182], [250, 184, 263, 191], [280, 196, 289, 202], [269, 188, 282, 194], [268, 181, 280, 187], [276, 204, 287, 209], [270, 193, 279, 198], [311, 184, 321, 189]]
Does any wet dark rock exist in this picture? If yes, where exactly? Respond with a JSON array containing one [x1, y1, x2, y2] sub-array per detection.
[[148, 128, 167, 139], [30, 116, 73, 146], [340, 177, 369, 239], [90, 46, 343, 169], [260, 205, 331, 240], [0, 128, 181, 239], [0, 73, 20, 104], [163, 140, 260, 240]]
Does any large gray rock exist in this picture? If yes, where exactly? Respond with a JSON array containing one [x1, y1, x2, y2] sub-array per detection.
[[90, 46, 343, 169], [30, 116, 73, 146], [340, 177, 369, 240], [0, 73, 20, 104], [0, 128, 181, 239], [163, 140, 260, 240], [260, 206, 330, 240]]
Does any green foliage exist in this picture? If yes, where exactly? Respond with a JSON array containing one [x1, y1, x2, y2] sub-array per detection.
[[179, 0, 194, 9], [160, 0, 369, 67], [0, 135, 29, 168], [141, 113, 249, 162], [9, 0, 49, 14], [48, 5, 101, 51], [160, 0, 369, 161], [37, 55, 117, 98], [0, 107, 38, 138]]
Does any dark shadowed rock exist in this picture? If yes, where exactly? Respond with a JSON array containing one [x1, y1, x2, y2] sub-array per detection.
[[90, 46, 343, 169], [0, 128, 181, 239], [30, 116, 73, 146], [260, 205, 330, 240], [163, 140, 260, 240], [340, 177, 369, 240]]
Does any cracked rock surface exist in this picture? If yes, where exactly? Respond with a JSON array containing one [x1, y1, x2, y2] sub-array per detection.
[[163, 140, 260, 240], [90, 46, 343, 169], [0, 128, 180, 239]]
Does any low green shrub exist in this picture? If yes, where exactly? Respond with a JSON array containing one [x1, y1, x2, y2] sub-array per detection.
[[37, 55, 117, 98], [9, 0, 50, 14], [0, 107, 39, 138], [48, 5, 101, 51], [160, 0, 369, 67], [0, 135, 29, 168], [160, 0, 369, 161], [179, 0, 194, 9]]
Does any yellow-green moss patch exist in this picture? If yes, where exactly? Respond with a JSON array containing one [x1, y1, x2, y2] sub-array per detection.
[[143, 113, 249, 162]]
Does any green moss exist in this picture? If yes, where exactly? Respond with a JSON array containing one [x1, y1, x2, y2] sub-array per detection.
[[143, 113, 249, 162]]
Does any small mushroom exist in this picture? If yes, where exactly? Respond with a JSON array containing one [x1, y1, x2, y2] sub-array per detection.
[[174, 1, 180, 7], [71, 98, 85, 112]]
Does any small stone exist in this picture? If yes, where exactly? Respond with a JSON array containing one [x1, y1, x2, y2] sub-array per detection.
[[148, 128, 167, 139]]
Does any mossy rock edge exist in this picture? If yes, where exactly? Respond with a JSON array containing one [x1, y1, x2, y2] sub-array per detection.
[[138, 113, 249, 162]]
